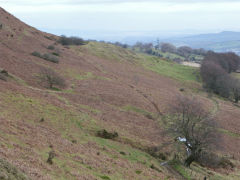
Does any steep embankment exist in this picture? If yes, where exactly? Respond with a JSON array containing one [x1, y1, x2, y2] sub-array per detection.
[[0, 7, 240, 180]]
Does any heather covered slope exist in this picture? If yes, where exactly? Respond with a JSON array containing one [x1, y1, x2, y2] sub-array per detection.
[[0, 7, 240, 180]]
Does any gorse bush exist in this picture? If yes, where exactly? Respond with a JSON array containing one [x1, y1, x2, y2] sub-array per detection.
[[42, 53, 59, 63], [32, 51, 59, 63], [97, 129, 118, 139], [47, 45, 55, 50], [31, 51, 41, 58], [47, 150, 56, 165], [0, 69, 8, 81], [58, 35, 87, 46], [0, 73, 7, 81], [52, 52, 60, 56]]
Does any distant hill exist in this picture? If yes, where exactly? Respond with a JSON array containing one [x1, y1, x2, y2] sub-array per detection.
[[165, 31, 240, 55]]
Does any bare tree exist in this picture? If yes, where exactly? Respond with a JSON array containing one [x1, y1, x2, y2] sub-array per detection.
[[39, 68, 66, 89], [167, 95, 218, 167]]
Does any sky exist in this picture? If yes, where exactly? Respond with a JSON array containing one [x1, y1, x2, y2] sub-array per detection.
[[1, 0, 240, 42]]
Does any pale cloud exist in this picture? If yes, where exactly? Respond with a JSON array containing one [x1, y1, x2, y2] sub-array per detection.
[[2, 1, 240, 13]]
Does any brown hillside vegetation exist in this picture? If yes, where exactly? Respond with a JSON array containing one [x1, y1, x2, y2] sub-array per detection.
[[0, 7, 240, 180]]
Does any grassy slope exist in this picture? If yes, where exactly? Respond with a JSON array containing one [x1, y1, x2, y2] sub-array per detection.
[[0, 39, 239, 179], [77, 42, 240, 180], [79, 42, 200, 83], [0, 89, 165, 180]]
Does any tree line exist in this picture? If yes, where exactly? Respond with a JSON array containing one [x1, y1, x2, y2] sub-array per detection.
[[131, 42, 207, 61], [200, 51, 240, 102]]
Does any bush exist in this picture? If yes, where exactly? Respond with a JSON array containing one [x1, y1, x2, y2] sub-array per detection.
[[39, 67, 66, 89], [0, 74, 7, 81], [47, 45, 55, 50], [179, 88, 184, 92], [42, 53, 59, 63], [31, 51, 42, 58], [146, 146, 168, 160], [1, 69, 8, 76], [47, 150, 56, 165], [52, 52, 60, 56], [58, 35, 87, 46], [120, 151, 126, 155], [31, 52, 59, 63], [198, 152, 234, 169], [97, 129, 118, 139], [0, 69, 8, 81], [150, 164, 162, 172]]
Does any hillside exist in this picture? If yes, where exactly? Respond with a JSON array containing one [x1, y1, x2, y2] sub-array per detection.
[[0, 7, 240, 180]]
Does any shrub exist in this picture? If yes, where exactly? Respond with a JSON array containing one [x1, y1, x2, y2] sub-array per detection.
[[42, 53, 59, 63], [198, 152, 234, 169], [31, 52, 59, 63], [31, 51, 42, 58], [179, 88, 184, 92], [47, 150, 56, 165], [100, 176, 111, 180], [120, 151, 126, 155], [150, 164, 162, 172], [39, 67, 66, 89], [52, 52, 60, 56], [1, 69, 8, 76], [97, 129, 118, 139], [0, 69, 8, 81], [135, 170, 142, 174], [0, 74, 7, 81], [71, 139, 77, 144], [145, 114, 154, 120], [58, 35, 87, 46], [146, 147, 168, 160], [47, 45, 55, 50]]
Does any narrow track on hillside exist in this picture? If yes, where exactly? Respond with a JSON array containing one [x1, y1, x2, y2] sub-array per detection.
[[128, 84, 163, 118], [210, 97, 220, 117], [161, 162, 186, 180]]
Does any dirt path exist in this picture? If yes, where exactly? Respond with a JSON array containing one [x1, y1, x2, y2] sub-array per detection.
[[128, 84, 163, 118], [161, 162, 186, 180]]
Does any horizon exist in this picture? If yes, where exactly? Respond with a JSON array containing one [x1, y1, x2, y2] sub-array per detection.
[[1, 0, 240, 43]]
